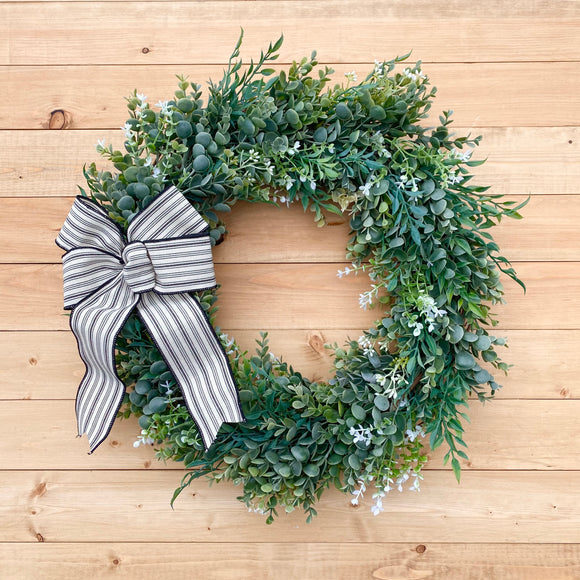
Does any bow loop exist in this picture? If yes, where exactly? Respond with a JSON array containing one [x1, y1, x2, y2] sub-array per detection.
[[57, 185, 245, 454]]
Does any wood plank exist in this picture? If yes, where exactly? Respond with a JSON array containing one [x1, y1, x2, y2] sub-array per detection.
[[2, 1, 579, 64], [3, 127, 578, 198], [0, 543, 578, 580], [0, 262, 576, 331], [1, 330, 577, 400], [0, 400, 576, 470], [2, 63, 579, 129], [1, 195, 578, 264], [1, 470, 578, 542]]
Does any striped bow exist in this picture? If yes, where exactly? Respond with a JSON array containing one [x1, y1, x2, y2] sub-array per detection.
[[56, 185, 245, 453]]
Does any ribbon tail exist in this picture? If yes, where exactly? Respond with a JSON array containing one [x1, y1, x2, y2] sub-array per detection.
[[70, 274, 139, 453], [137, 292, 245, 451]]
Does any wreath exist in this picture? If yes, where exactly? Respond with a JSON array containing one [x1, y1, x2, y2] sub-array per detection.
[[74, 31, 527, 523]]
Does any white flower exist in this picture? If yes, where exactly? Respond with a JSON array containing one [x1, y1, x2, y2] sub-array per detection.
[[395, 173, 408, 189], [133, 430, 155, 448], [345, 70, 358, 83], [406, 426, 426, 443], [451, 147, 473, 162], [121, 122, 134, 141], [380, 147, 392, 159], [358, 181, 373, 198], [143, 156, 152, 167], [155, 100, 172, 116], [359, 291, 373, 310], [371, 491, 385, 516], [159, 380, 174, 396], [350, 477, 368, 505], [407, 176, 419, 192], [402, 67, 427, 82], [152, 167, 162, 178], [410, 477, 421, 492], [373, 60, 385, 76], [337, 266, 351, 279], [447, 171, 464, 185], [349, 424, 373, 446], [328, 144, 335, 153], [284, 175, 296, 191], [384, 383, 398, 399], [96, 138, 107, 150], [287, 141, 301, 156], [135, 92, 147, 106], [219, 332, 236, 355], [310, 180, 317, 190], [357, 335, 374, 354], [413, 322, 423, 336]]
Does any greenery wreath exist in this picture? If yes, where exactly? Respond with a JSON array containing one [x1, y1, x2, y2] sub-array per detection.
[[80, 31, 527, 523]]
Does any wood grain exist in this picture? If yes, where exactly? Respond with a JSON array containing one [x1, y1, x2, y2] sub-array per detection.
[[2, 127, 578, 197], [2, 1, 579, 64], [0, 262, 573, 331], [1, 195, 578, 264], [2, 63, 579, 129], [0, 400, 576, 470], [0, 543, 578, 580], [2, 329, 577, 400], [2, 470, 578, 543]]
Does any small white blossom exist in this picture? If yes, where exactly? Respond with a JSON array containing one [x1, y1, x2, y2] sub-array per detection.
[[407, 176, 419, 192], [155, 100, 171, 115], [373, 59, 385, 77], [395, 173, 408, 189], [159, 380, 174, 396], [121, 122, 134, 141], [412, 322, 423, 336], [402, 67, 427, 82], [371, 490, 385, 516], [451, 147, 473, 162], [359, 290, 374, 310], [350, 478, 368, 506], [135, 93, 147, 107], [447, 171, 464, 185], [287, 141, 301, 156], [337, 266, 351, 279], [344, 70, 358, 83], [219, 332, 236, 355], [406, 426, 426, 443], [349, 424, 373, 447], [358, 181, 373, 198], [133, 430, 155, 448], [357, 335, 374, 354]]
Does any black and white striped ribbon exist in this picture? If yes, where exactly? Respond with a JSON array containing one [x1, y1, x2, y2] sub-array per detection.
[[56, 185, 245, 453]]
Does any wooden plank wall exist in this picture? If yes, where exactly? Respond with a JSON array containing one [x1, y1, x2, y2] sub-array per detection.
[[1, 1, 579, 578]]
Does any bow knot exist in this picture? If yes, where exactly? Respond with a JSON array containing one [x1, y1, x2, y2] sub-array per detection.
[[56, 185, 245, 454], [122, 241, 155, 293]]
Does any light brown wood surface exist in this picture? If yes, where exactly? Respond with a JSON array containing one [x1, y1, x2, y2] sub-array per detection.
[[2, 1, 579, 578]]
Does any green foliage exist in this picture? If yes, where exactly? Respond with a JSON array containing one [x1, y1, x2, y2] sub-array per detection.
[[84, 30, 526, 521]]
